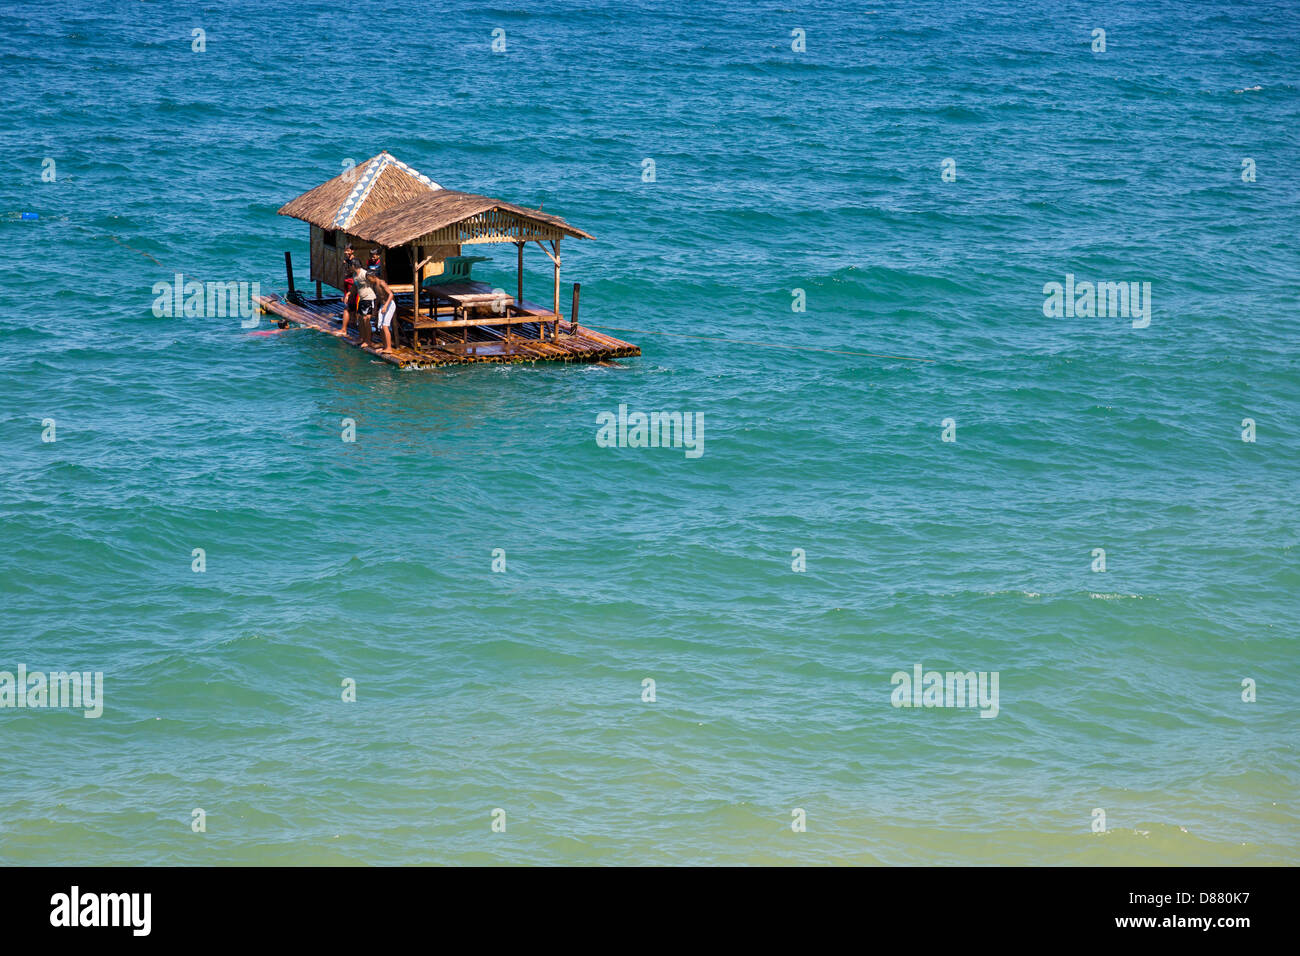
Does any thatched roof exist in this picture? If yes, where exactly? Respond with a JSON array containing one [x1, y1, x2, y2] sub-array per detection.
[[278, 153, 594, 247], [277, 152, 441, 230], [347, 189, 595, 247]]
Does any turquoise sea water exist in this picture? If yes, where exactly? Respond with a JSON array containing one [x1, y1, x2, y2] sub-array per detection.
[[2, 0, 1297, 865]]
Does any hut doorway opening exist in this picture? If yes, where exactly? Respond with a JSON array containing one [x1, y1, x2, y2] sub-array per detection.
[[386, 250, 413, 286]]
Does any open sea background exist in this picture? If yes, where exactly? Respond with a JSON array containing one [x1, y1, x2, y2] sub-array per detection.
[[0, 0, 1297, 865]]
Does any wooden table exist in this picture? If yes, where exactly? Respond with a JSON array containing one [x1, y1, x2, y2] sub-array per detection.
[[426, 281, 514, 317]]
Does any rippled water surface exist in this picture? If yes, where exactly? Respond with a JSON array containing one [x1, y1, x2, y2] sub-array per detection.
[[1, 0, 1297, 864]]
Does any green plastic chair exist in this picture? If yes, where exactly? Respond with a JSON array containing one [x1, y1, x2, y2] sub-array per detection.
[[422, 256, 490, 287]]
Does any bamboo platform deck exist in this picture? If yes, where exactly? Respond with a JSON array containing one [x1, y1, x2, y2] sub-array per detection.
[[253, 291, 640, 368]]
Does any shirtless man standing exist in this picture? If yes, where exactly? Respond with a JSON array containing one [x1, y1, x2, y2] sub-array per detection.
[[368, 269, 397, 354]]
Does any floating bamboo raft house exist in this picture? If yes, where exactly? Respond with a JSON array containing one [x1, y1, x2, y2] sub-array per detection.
[[257, 151, 640, 368]]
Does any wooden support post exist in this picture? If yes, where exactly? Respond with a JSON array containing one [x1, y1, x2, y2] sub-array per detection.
[[284, 251, 295, 293], [517, 241, 524, 304], [315, 280, 322, 302], [571, 282, 580, 335], [411, 247, 420, 320], [551, 238, 561, 342]]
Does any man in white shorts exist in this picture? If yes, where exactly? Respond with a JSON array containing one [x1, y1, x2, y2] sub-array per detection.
[[355, 266, 396, 353]]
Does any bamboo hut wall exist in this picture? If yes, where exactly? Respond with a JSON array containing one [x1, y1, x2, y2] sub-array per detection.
[[310, 226, 344, 290], [310, 227, 381, 290]]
